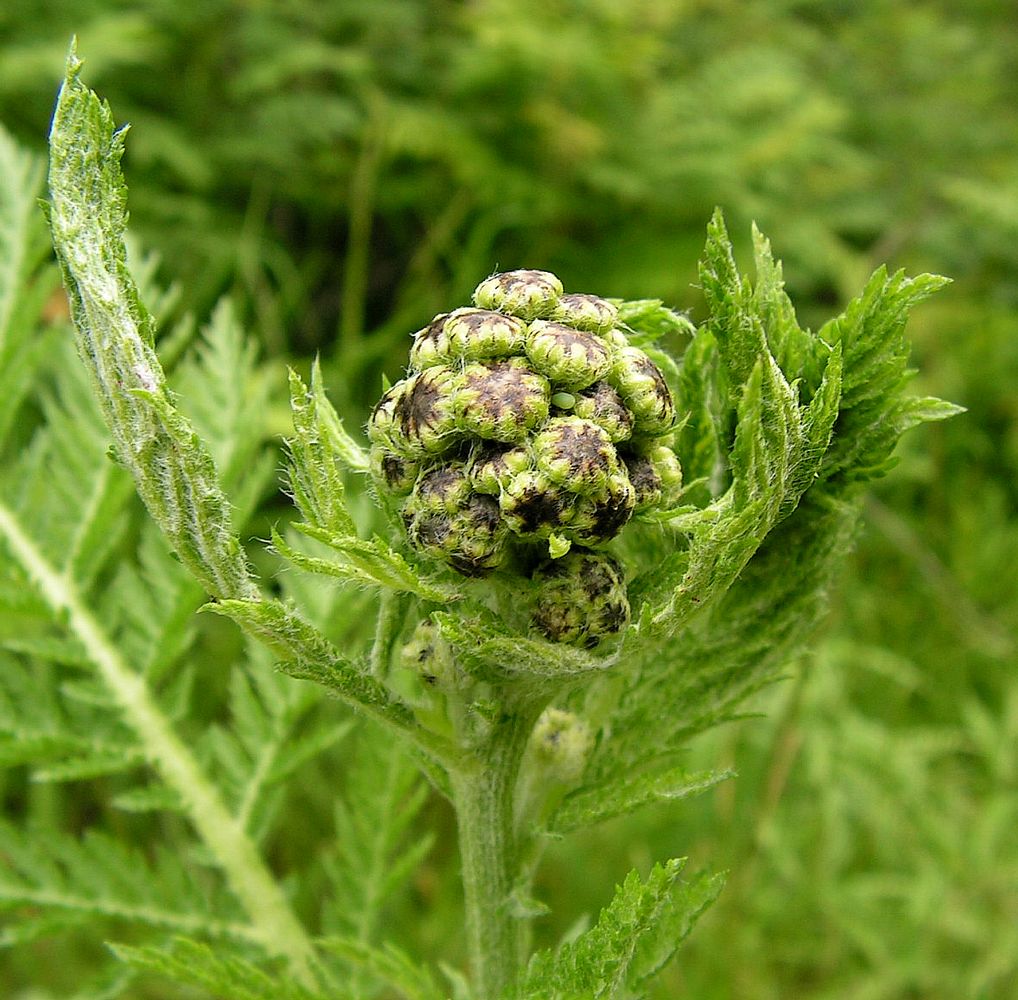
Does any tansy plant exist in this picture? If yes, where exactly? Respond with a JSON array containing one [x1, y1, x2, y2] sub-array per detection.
[[3, 50, 958, 999]]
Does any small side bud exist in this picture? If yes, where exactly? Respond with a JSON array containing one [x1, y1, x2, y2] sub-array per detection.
[[473, 269, 563, 320], [469, 443, 532, 496], [525, 320, 613, 392], [393, 367, 465, 456], [499, 469, 577, 539], [529, 708, 594, 784], [567, 470, 636, 547], [531, 549, 630, 647], [411, 308, 526, 369], [401, 617, 456, 690], [369, 444, 420, 496], [622, 444, 683, 511]]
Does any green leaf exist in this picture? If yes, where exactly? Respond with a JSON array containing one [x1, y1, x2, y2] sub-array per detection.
[[433, 605, 617, 681], [111, 937, 335, 1000], [614, 299, 695, 348], [277, 525, 460, 603], [204, 599, 445, 755], [549, 767, 733, 834], [47, 48, 258, 601], [318, 937, 445, 1000], [516, 860, 723, 999]]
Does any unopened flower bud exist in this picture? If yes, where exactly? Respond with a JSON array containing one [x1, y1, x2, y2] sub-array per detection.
[[394, 367, 464, 456], [469, 443, 532, 496], [533, 417, 619, 496], [631, 444, 683, 508], [525, 320, 613, 392], [609, 345, 676, 437], [455, 358, 550, 443], [500, 469, 576, 539], [529, 708, 594, 783], [473, 269, 563, 320], [531, 549, 630, 647], [370, 444, 420, 496], [570, 381, 634, 443], [401, 617, 456, 689], [411, 308, 526, 370], [568, 470, 636, 547], [552, 293, 618, 334], [402, 465, 507, 575]]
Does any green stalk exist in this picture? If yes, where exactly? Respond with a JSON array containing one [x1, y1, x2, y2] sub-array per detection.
[[450, 702, 541, 997]]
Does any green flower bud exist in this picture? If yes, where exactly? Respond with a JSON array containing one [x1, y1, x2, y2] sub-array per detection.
[[567, 468, 636, 547], [552, 293, 618, 334], [571, 381, 634, 443], [621, 445, 682, 511], [469, 443, 532, 496], [402, 464, 507, 576], [533, 416, 619, 496], [455, 357, 550, 444], [393, 366, 464, 456], [410, 308, 526, 370], [609, 345, 676, 437], [525, 320, 613, 392], [401, 617, 456, 690], [370, 443, 420, 496], [406, 312, 451, 370], [367, 379, 409, 449], [473, 269, 563, 320], [531, 549, 630, 647], [499, 469, 577, 539], [529, 708, 594, 783]]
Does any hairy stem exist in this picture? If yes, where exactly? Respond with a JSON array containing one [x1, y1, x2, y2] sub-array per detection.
[[450, 702, 541, 996], [0, 501, 318, 985]]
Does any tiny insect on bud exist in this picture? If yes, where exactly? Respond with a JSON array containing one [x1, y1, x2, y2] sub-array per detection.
[[552, 293, 619, 334], [473, 269, 564, 320], [525, 320, 613, 392], [531, 549, 630, 647], [609, 345, 676, 437], [455, 357, 551, 443]]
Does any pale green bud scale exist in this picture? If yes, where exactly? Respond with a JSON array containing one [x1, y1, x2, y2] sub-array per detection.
[[552, 293, 618, 334]]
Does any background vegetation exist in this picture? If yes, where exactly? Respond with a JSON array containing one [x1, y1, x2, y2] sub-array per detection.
[[2, 1, 1016, 997]]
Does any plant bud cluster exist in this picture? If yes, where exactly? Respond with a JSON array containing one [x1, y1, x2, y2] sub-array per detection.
[[368, 270, 682, 578]]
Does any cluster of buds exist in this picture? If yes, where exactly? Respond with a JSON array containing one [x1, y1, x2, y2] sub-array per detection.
[[368, 270, 682, 581]]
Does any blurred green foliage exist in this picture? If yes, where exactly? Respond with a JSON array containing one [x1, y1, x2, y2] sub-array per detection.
[[2, 0, 1016, 997]]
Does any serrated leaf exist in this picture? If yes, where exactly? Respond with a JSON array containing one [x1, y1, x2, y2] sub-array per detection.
[[319, 937, 445, 1000], [516, 859, 723, 999], [278, 525, 460, 603], [549, 767, 733, 834], [433, 605, 616, 681], [111, 937, 334, 1000], [47, 49, 259, 602]]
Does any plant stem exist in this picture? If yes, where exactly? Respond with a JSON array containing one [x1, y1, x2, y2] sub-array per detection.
[[450, 703, 540, 997]]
